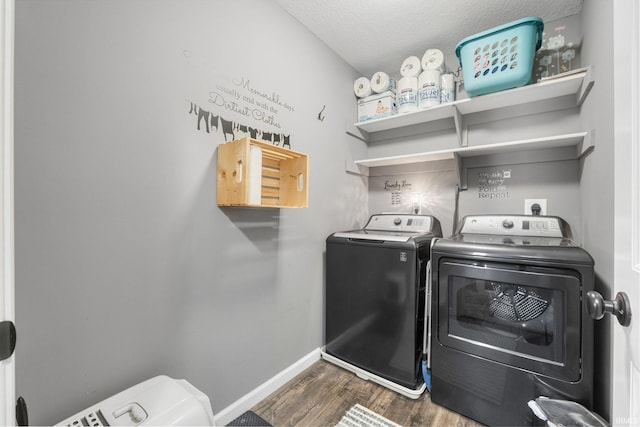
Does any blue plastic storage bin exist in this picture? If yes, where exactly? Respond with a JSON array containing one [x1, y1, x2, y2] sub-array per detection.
[[456, 17, 544, 97]]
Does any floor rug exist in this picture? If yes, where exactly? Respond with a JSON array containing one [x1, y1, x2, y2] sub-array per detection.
[[336, 404, 401, 427], [226, 410, 272, 427]]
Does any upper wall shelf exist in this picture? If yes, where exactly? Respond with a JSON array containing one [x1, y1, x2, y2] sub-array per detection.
[[349, 67, 593, 144]]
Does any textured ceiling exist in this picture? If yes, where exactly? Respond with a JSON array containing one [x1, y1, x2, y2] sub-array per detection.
[[273, 0, 583, 78]]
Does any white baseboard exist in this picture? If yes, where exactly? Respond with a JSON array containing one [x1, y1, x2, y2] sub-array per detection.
[[213, 348, 321, 426]]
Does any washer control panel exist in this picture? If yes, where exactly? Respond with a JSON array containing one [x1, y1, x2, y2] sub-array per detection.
[[459, 215, 566, 237], [364, 214, 433, 233]]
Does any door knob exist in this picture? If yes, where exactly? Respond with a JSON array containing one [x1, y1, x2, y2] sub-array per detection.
[[586, 291, 632, 327], [0, 320, 16, 361]]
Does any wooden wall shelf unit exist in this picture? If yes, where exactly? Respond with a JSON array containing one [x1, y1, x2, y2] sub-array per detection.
[[217, 137, 308, 208]]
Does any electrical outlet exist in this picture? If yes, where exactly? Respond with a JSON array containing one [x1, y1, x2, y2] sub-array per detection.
[[524, 199, 547, 216]]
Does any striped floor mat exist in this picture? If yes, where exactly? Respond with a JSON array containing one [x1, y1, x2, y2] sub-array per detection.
[[336, 404, 401, 427]]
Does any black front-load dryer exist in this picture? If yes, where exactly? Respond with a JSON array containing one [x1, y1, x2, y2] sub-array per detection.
[[323, 214, 442, 398], [430, 215, 595, 426]]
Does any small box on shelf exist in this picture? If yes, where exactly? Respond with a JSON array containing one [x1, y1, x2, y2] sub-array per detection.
[[357, 91, 397, 123]]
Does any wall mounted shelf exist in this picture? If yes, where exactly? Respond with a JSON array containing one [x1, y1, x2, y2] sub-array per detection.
[[355, 131, 591, 167], [345, 67, 595, 187], [356, 132, 593, 190], [348, 67, 593, 146], [217, 137, 309, 208]]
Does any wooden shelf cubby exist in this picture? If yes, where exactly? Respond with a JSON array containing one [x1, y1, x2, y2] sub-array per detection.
[[217, 137, 309, 208]]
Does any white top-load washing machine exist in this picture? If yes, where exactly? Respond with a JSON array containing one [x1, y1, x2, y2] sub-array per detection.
[[322, 214, 442, 399]]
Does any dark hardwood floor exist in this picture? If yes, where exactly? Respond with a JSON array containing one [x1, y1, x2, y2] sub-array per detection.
[[252, 359, 481, 426]]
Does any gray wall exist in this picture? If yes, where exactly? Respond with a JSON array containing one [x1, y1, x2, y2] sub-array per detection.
[[14, 1, 367, 424], [368, 160, 459, 236], [459, 159, 581, 236], [367, 159, 582, 241]]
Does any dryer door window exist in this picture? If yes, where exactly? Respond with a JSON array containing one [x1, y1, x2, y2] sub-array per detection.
[[437, 259, 582, 382]]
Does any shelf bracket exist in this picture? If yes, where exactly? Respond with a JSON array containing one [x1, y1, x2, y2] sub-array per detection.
[[346, 122, 370, 142], [577, 129, 595, 158], [452, 105, 467, 147], [345, 159, 369, 176], [577, 66, 595, 107], [454, 152, 467, 190]]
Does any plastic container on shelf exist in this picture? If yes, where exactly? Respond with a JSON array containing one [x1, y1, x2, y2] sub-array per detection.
[[456, 16, 544, 97]]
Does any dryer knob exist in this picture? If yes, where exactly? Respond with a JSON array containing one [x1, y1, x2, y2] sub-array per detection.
[[394, 217, 402, 225], [502, 219, 514, 229]]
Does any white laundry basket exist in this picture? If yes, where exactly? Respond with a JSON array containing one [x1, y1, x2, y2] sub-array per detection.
[[55, 375, 215, 426]]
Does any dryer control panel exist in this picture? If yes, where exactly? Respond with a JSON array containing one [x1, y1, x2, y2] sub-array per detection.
[[459, 215, 567, 237]]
